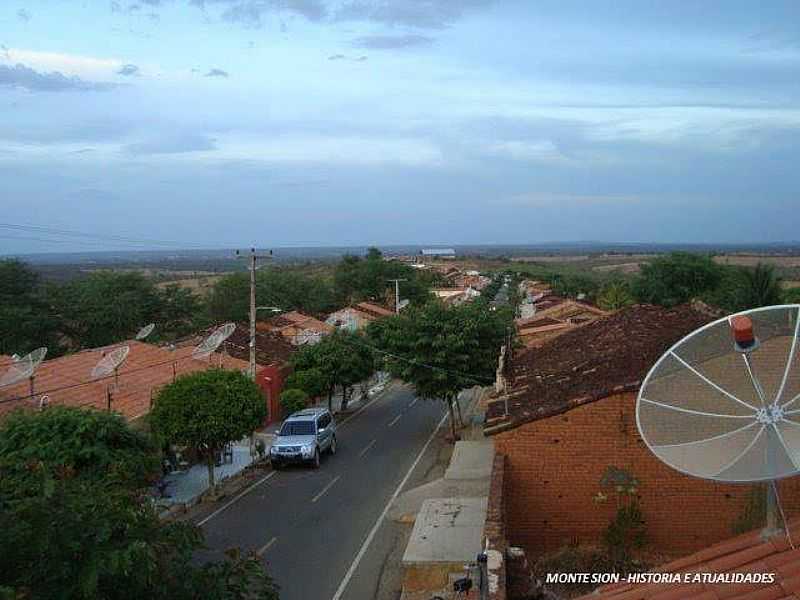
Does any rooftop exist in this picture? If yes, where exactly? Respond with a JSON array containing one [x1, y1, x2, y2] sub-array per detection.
[[179, 323, 296, 367], [485, 304, 715, 434], [0, 340, 252, 421], [578, 522, 800, 600]]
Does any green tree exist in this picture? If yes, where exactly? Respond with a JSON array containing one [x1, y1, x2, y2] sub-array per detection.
[[279, 388, 308, 416], [150, 369, 266, 490], [208, 269, 335, 323], [597, 281, 634, 311], [0, 407, 278, 600], [0, 406, 158, 490], [784, 287, 800, 304], [155, 283, 209, 341], [285, 367, 327, 400], [290, 331, 375, 412], [54, 271, 163, 348], [333, 248, 433, 306], [368, 302, 508, 439], [632, 253, 724, 307], [740, 263, 783, 309], [0, 259, 63, 357]]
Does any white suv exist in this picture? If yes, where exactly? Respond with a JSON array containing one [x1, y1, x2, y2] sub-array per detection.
[[269, 408, 337, 469]]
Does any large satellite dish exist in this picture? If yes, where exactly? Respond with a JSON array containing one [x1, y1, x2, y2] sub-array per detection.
[[0, 347, 47, 389], [637, 305, 800, 484], [193, 323, 236, 360], [92, 346, 130, 379], [135, 323, 155, 340]]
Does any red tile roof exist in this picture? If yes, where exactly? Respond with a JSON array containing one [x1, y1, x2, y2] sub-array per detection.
[[178, 324, 296, 367], [577, 523, 800, 600], [0, 340, 252, 422], [354, 302, 395, 319], [485, 304, 715, 434], [259, 310, 334, 344]]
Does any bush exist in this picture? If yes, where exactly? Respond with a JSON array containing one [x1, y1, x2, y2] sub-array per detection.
[[280, 388, 308, 416]]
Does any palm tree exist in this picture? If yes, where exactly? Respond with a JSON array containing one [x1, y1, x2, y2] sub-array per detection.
[[741, 263, 782, 309]]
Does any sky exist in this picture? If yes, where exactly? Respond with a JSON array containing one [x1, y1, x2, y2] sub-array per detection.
[[1, 0, 799, 252]]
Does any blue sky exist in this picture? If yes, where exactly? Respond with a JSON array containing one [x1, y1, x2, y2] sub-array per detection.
[[1, 1, 799, 252]]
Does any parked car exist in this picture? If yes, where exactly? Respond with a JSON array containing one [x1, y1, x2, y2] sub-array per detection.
[[269, 407, 337, 469]]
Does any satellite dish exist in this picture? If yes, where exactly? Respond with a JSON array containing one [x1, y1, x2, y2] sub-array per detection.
[[193, 323, 236, 360], [135, 323, 155, 340], [92, 346, 130, 379], [637, 305, 800, 484], [0, 347, 47, 388]]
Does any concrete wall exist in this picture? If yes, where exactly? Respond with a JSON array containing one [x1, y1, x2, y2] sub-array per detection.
[[493, 392, 800, 557]]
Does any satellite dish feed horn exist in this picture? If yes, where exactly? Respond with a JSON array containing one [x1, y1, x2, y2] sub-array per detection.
[[637, 305, 800, 541]]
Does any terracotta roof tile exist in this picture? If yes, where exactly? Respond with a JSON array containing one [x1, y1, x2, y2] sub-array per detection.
[[0, 340, 254, 421], [354, 302, 395, 318], [578, 520, 800, 600], [485, 304, 714, 434]]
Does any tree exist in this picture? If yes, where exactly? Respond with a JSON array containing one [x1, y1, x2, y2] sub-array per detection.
[[0, 407, 278, 600], [0, 406, 158, 490], [333, 248, 433, 306], [155, 283, 210, 341], [150, 369, 266, 490], [53, 271, 163, 348], [740, 263, 782, 309], [208, 269, 336, 324], [597, 281, 634, 311], [368, 302, 508, 439], [0, 259, 63, 357], [290, 331, 375, 412], [632, 253, 724, 307], [280, 388, 308, 416], [784, 287, 800, 304], [285, 367, 327, 400]]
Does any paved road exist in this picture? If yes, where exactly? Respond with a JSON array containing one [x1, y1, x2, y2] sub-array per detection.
[[197, 384, 456, 600]]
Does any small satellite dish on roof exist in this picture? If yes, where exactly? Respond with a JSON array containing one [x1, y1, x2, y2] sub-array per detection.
[[92, 346, 130, 389], [637, 305, 800, 534], [193, 323, 236, 361], [0, 347, 47, 391], [135, 323, 155, 340]]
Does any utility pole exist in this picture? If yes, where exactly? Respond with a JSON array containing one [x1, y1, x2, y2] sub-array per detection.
[[387, 278, 407, 314], [237, 248, 272, 379]]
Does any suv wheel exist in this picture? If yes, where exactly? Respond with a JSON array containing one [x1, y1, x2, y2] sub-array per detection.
[[312, 448, 320, 469], [329, 435, 337, 455]]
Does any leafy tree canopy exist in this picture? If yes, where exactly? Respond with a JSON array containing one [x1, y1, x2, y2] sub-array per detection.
[[632, 252, 724, 307], [285, 367, 327, 400], [0, 406, 158, 490], [208, 268, 336, 323], [279, 388, 308, 416], [0, 259, 63, 357], [597, 281, 634, 311], [149, 369, 266, 488], [0, 407, 278, 600]]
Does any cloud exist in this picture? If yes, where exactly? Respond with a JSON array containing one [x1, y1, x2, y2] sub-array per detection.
[[328, 54, 368, 62], [116, 64, 140, 77], [190, 0, 326, 27], [0, 64, 118, 92], [125, 133, 217, 155], [205, 68, 229, 77], [17, 9, 32, 23], [352, 34, 434, 49], [335, 0, 491, 30], [486, 140, 569, 163]]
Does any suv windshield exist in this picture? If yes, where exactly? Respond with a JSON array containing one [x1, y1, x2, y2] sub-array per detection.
[[279, 421, 315, 436]]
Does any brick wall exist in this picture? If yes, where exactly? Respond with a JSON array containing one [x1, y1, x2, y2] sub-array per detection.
[[486, 453, 508, 600], [493, 392, 800, 557]]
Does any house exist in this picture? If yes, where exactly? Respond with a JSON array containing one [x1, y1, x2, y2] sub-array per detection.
[[258, 310, 334, 346], [433, 287, 481, 306], [0, 340, 255, 422], [177, 324, 297, 424], [420, 248, 456, 260], [326, 302, 395, 332], [484, 303, 800, 558], [578, 520, 800, 600], [514, 297, 609, 348]]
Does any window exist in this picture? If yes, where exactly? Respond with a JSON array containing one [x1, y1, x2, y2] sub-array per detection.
[[318, 414, 331, 429], [279, 421, 315, 436]]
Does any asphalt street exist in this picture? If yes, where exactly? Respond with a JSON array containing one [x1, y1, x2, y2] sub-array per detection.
[[197, 384, 458, 600]]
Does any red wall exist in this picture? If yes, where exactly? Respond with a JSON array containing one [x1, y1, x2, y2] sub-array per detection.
[[256, 364, 291, 425], [493, 392, 800, 557]]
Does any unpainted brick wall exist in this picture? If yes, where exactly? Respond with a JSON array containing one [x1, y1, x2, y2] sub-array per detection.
[[493, 392, 800, 557]]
